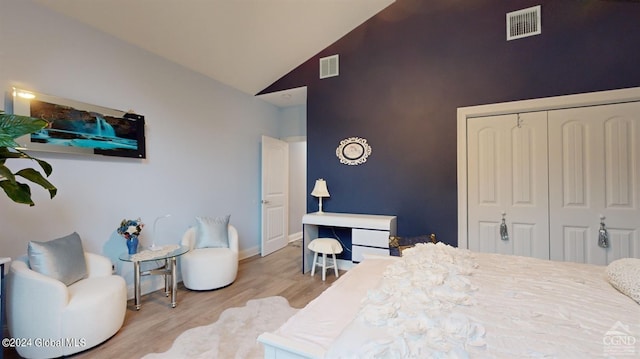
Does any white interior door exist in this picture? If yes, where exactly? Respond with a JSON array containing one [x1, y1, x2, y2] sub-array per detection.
[[548, 102, 640, 265], [261, 135, 289, 256], [467, 112, 549, 259]]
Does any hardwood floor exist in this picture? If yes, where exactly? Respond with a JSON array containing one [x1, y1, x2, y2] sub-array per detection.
[[3, 241, 341, 359]]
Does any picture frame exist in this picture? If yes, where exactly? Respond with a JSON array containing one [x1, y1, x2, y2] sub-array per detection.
[[10, 87, 146, 159], [336, 136, 371, 165]]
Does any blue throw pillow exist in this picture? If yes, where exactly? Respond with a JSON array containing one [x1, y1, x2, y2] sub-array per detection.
[[195, 215, 230, 249], [28, 232, 88, 286]]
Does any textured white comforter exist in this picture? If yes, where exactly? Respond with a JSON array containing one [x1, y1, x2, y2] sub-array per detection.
[[272, 243, 639, 358]]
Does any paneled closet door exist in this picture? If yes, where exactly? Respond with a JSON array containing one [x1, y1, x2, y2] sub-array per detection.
[[548, 102, 640, 265], [467, 112, 549, 259]]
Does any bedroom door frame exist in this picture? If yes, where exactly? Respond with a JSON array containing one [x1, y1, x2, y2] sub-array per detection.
[[457, 86, 640, 250], [261, 135, 290, 256]]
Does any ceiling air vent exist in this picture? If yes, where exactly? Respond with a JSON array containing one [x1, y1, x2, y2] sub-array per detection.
[[507, 5, 541, 41], [319, 54, 339, 79]]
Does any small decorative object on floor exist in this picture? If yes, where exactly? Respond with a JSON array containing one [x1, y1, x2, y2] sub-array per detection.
[[118, 218, 144, 255], [389, 233, 437, 256]]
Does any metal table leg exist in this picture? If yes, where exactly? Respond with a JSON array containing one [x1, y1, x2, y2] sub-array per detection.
[[164, 259, 170, 297], [170, 257, 177, 308], [134, 261, 141, 310]]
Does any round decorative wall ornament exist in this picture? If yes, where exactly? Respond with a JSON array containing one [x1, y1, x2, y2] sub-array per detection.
[[336, 137, 372, 165]]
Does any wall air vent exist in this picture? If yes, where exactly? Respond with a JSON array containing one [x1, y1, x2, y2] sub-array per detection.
[[507, 5, 541, 41], [319, 54, 339, 79]]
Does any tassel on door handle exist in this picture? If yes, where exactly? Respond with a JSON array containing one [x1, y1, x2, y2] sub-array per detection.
[[598, 215, 609, 248], [500, 212, 509, 241]]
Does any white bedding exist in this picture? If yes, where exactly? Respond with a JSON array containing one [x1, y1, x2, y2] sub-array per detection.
[[269, 255, 395, 354], [263, 243, 639, 358], [455, 251, 639, 358]]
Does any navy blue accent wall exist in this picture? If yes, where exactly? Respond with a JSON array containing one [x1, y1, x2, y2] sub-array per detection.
[[318, 226, 353, 261], [260, 0, 640, 246]]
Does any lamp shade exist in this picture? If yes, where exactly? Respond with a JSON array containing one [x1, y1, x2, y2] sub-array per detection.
[[311, 179, 330, 198]]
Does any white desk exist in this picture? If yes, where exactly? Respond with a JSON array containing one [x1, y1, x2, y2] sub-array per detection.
[[302, 212, 397, 273]]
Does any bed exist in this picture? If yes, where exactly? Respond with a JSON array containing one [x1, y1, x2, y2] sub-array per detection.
[[258, 242, 639, 358]]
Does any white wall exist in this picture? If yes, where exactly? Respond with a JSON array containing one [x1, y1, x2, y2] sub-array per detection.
[[0, 0, 286, 295], [280, 105, 306, 139], [280, 105, 307, 240], [288, 141, 307, 239]]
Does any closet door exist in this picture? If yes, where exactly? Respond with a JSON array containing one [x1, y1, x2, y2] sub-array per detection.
[[467, 112, 549, 259], [549, 102, 640, 265]]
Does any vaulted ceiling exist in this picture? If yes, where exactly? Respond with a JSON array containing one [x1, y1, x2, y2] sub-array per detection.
[[35, 0, 395, 106]]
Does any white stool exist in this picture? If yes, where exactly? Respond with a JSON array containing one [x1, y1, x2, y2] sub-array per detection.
[[308, 238, 343, 281]]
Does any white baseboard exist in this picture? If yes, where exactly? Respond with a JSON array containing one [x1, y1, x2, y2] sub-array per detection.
[[288, 231, 302, 242], [239, 232, 301, 261], [126, 237, 299, 299], [127, 275, 168, 300], [240, 246, 260, 260]]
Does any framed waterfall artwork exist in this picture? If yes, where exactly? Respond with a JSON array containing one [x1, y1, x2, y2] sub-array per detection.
[[10, 87, 146, 159]]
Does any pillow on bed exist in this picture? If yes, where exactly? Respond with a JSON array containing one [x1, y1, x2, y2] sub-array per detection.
[[28, 232, 88, 286], [195, 215, 230, 249], [606, 258, 640, 304]]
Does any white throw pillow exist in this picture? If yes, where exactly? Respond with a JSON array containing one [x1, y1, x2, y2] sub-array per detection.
[[28, 232, 88, 286], [195, 215, 230, 249], [606, 257, 640, 304]]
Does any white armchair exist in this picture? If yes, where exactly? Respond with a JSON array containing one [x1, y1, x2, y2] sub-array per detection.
[[7, 252, 127, 359], [180, 224, 239, 290]]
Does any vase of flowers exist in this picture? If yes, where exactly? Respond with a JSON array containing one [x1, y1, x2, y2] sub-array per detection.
[[126, 236, 139, 255], [118, 218, 144, 254]]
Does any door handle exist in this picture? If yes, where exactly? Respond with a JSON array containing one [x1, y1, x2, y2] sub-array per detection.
[[500, 212, 509, 241], [261, 200, 270, 204], [598, 215, 609, 248]]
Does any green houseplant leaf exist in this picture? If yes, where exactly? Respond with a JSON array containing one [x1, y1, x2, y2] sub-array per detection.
[[0, 111, 57, 206], [0, 112, 48, 147]]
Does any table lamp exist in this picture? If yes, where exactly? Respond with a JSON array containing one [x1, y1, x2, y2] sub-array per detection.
[[311, 179, 330, 213]]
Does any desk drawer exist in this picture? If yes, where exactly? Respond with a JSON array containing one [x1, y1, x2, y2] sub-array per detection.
[[352, 229, 390, 248], [352, 245, 389, 262]]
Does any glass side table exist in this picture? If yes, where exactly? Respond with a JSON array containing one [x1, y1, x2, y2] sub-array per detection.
[[119, 245, 189, 310]]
